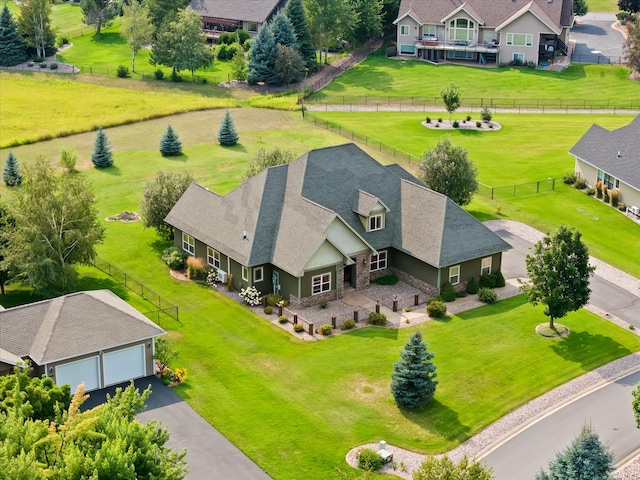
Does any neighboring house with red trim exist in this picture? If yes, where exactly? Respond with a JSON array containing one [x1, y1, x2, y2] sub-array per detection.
[[570, 115, 640, 212], [165, 144, 511, 308], [393, 0, 573, 66]]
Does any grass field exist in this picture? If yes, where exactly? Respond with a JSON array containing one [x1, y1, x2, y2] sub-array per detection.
[[588, 0, 619, 11]]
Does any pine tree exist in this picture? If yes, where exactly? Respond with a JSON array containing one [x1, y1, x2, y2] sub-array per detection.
[[159, 124, 183, 156], [217, 110, 239, 146], [270, 12, 297, 47], [247, 21, 277, 84], [390, 331, 437, 408], [284, 0, 318, 71], [91, 127, 113, 168], [0, 5, 27, 66], [3, 151, 22, 187]]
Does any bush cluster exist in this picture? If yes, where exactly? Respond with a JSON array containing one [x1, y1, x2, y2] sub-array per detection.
[[479, 271, 505, 289], [278, 315, 288, 324], [440, 281, 456, 302], [368, 312, 387, 326], [116, 65, 130, 78], [357, 448, 383, 471], [478, 287, 497, 303], [563, 173, 577, 185], [293, 324, 305, 333], [161, 246, 188, 270], [186, 256, 207, 280], [341, 319, 356, 330], [264, 306, 273, 315], [267, 293, 288, 306], [481, 106, 492, 122], [240, 286, 262, 306], [466, 276, 479, 294], [427, 300, 447, 318], [318, 324, 332, 335]]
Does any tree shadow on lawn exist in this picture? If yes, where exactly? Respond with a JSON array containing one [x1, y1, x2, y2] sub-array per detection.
[[398, 398, 471, 444], [465, 210, 500, 222], [98, 164, 122, 176], [549, 330, 632, 368], [89, 32, 127, 47], [327, 63, 394, 92], [77, 275, 131, 300], [149, 238, 172, 256]]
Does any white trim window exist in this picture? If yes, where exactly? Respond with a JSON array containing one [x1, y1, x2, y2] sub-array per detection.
[[448, 17, 475, 42], [254, 267, 264, 283], [242, 266, 249, 282], [370, 251, 387, 272], [207, 247, 221, 269], [422, 25, 436, 37], [247, 22, 258, 33], [506, 33, 532, 46], [449, 265, 460, 285], [182, 232, 195, 255], [312, 273, 331, 295], [368, 214, 384, 231], [481, 257, 492, 276], [400, 25, 410, 36], [512, 52, 525, 63]]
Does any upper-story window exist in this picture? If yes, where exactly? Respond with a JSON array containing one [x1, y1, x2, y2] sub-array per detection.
[[400, 25, 410, 36], [368, 214, 384, 232], [448, 18, 474, 42], [506, 33, 533, 47], [422, 25, 436, 37]]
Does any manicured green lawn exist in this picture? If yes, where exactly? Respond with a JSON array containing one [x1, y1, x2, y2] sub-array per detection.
[[309, 55, 637, 106], [588, 0, 619, 11], [51, 2, 85, 37]]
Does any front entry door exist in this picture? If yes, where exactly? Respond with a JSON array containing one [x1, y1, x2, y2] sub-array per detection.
[[272, 271, 280, 295]]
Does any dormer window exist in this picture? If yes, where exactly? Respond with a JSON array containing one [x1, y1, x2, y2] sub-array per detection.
[[369, 214, 384, 231]]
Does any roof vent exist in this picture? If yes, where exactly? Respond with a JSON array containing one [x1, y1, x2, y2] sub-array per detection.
[[617, 151, 621, 158], [243, 230, 247, 239]]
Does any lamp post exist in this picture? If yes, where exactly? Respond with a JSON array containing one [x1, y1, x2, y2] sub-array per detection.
[[301, 67, 309, 119]]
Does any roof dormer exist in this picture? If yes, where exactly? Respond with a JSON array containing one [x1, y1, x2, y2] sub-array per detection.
[[353, 190, 390, 232]]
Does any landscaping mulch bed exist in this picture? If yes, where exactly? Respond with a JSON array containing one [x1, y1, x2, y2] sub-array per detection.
[[421, 119, 502, 131]]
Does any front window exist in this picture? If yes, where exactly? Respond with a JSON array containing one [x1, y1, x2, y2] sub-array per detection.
[[603, 173, 617, 190], [449, 265, 460, 285], [481, 257, 492, 276], [182, 232, 195, 255], [369, 214, 383, 231], [448, 17, 474, 42], [513, 52, 525, 63], [247, 22, 258, 33], [312, 273, 331, 295], [370, 251, 387, 272], [400, 25, 410, 36], [242, 266, 249, 281], [207, 247, 220, 269], [254, 267, 264, 283], [506, 33, 533, 46]]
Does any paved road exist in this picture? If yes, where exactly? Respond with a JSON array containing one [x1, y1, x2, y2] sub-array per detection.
[[482, 369, 640, 479]]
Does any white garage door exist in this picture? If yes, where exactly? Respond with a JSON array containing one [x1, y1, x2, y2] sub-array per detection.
[[103, 344, 146, 387], [56, 356, 100, 393]]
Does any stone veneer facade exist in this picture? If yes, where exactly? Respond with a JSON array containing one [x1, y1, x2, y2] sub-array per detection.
[[391, 267, 439, 298], [288, 268, 345, 308]]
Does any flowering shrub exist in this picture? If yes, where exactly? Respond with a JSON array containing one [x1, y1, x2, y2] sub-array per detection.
[[173, 367, 188, 383], [240, 286, 262, 306], [206, 269, 218, 286]]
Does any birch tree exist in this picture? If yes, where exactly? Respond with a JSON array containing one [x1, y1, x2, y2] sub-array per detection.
[[120, 0, 155, 72], [18, 0, 55, 59]]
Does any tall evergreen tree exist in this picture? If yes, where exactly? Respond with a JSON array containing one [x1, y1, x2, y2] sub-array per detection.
[[0, 5, 27, 66], [536, 424, 613, 480], [159, 124, 182, 156], [91, 127, 114, 168], [217, 110, 239, 146], [247, 24, 277, 84], [274, 43, 305, 86], [390, 331, 437, 409], [270, 12, 297, 47], [3, 151, 22, 187], [284, 0, 317, 71]]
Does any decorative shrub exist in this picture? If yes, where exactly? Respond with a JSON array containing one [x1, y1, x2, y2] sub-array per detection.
[[466, 276, 479, 294], [162, 246, 188, 270], [478, 287, 497, 303], [116, 65, 130, 78], [437, 117, 443, 122], [440, 281, 456, 302], [466, 115, 471, 121], [494, 270, 506, 288], [563, 173, 577, 184], [476, 121, 481, 128], [368, 312, 387, 326], [278, 315, 288, 324], [240, 286, 262, 306], [373, 275, 397, 285], [154, 68, 164, 80], [427, 300, 447, 318], [267, 293, 287, 306], [264, 306, 273, 314], [404, 306, 412, 312], [227, 273, 234, 291], [527, 61, 536, 68], [574, 177, 587, 189], [489, 124, 494, 128], [206, 269, 218, 285], [293, 324, 305, 333], [498, 62, 507, 68], [318, 324, 332, 335], [479, 273, 497, 289], [154, 337, 178, 368], [173, 367, 188, 383], [586, 187, 596, 196], [452, 120, 459, 128], [426, 116, 431, 123], [603, 186, 610, 204], [618, 203, 627, 212], [341, 319, 356, 330], [595, 180, 603, 199], [357, 448, 383, 471], [611, 189, 619, 207], [435, 124, 440, 128], [49, 62, 57, 70], [481, 106, 492, 122], [39, 61, 47, 68], [186, 256, 207, 280]]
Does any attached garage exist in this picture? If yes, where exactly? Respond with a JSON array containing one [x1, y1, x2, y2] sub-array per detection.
[[56, 356, 100, 393], [103, 344, 146, 387]]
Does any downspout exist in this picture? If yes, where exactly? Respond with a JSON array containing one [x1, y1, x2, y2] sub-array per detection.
[[336, 264, 339, 300], [298, 276, 301, 299], [437, 268, 442, 295]]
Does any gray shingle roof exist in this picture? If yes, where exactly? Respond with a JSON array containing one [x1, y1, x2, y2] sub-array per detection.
[[189, 0, 281, 23], [397, 0, 573, 30], [167, 143, 510, 275], [569, 116, 640, 190], [0, 290, 165, 365]]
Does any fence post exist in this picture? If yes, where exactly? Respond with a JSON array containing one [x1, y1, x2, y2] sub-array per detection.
[[393, 298, 398, 312], [309, 324, 314, 336], [278, 304, 283, 316], [354, 311, 359, 322], [414, 294, 419, 306], [293, 314, 298, 324], [375, 301, 380, 314], [331, 317, 336, 328]]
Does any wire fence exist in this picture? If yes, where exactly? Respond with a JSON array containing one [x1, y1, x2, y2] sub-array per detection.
[[479, 177, 560, 199], [92, 256, 180, 325], [571, 54, 625, 65]]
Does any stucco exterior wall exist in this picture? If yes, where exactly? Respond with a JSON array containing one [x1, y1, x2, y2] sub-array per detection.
[[499, 12, 547, 64], [397, 16, 419, 55]]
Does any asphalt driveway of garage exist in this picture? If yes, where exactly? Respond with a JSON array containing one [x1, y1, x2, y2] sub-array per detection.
[[570, 13, 625, 64], [82, 376, 272, 480]]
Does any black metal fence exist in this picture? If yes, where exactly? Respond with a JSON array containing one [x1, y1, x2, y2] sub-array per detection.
[[92, 256, 180, 325], [571, 54, 625, 65], [478, 178, 559, 199]]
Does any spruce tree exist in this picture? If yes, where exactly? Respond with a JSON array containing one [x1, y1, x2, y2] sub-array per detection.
[[0, 5, 27, 66], [270, 12, 297, 48], [3, 151, 22, 187], [91, 127, 114, 168], [217, 110, 239, 146], [247, 23, 277, 84], [284, 0, 317, 71], [159, 124, 183, 156], [390, 331, 437, 408]]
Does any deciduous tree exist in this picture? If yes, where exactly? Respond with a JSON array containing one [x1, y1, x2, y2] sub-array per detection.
[[441, 83, 462, 121], [535, 424, 613, 480], [120, 0, 155, 72], [244, 147, 296, 181], [2, 157, 104, 295], [624, 17, 640, 74], [145, 0, 189, 31], [140, 171, 193, 240], [80, 0, 117, 39], [0, 5, 27, 66], [3, 151, 22, 186], [306, 0, 355, 64], [0, 203, 15, 295], [18, 0, 55, 59], [390, 331, 437, 409], [413, 455, 494, 480], [91, 127, 113, 168], [632, 381, 640, 428], [418, 137, 478, 206], [348, 0, 383, 46], [619, 0, 640, 13], [285, 0, 317, 71], [159, 124, 183, 156], [217, 110, 239, 146], [573, 0, 589, 16], [523, 225, 595, 329], [230, 51, 248, 81]]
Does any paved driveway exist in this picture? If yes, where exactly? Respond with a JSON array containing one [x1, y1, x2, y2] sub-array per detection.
[[83, 376, 272, 480], [570, 13, 625, 64]]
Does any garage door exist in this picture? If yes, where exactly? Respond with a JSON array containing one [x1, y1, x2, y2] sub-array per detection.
[[103, 344, 146, 387], [56, 356, 100, 393]]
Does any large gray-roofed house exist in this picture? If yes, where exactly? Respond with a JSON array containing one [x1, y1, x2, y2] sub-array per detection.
[[0, 290, 165, 393], [189, 0, 286, 39], [394, 0, 573, 66], [165, 143, 511, 307], [570, 115, 640, 211]]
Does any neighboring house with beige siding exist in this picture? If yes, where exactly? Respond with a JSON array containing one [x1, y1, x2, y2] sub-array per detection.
[[393, 0, 573, 66], [165, 144, 511, 308], [570, 115, 640, 212]]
